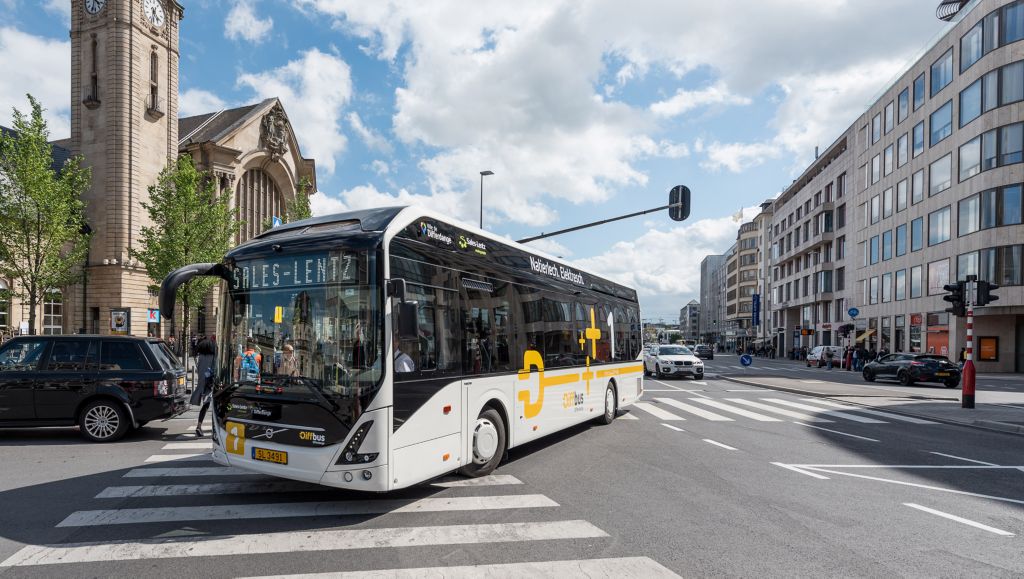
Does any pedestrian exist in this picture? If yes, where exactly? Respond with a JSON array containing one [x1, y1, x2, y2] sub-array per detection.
[[167, 335, 178, 357], [825, 348, 834, 370], [279, 343, 299, 376], [191, 336, 216, 438], [852, 347, 860, 371]]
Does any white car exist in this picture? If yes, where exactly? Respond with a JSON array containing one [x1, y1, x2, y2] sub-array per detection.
[[806, 345, 844, 367], [644, 345, 704, 379]]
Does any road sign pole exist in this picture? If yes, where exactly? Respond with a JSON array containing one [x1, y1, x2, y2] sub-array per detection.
[[962, 282, 976, 409]]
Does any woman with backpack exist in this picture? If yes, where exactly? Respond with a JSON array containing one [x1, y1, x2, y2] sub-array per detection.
[[191, 336, 217, 438]]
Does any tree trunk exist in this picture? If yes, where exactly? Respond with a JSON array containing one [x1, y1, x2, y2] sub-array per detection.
[[27, 283, 37, 335]]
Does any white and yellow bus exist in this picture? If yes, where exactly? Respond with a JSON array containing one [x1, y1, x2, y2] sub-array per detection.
[[160, 207, 644, 491]]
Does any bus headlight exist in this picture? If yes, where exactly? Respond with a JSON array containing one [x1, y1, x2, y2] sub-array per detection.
[[336, 420, 379, 465]]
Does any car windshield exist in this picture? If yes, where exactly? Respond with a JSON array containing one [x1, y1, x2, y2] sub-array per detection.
[[0, 340, 48, 371], [217, 249, 383, 420], [658, 346, 691, 356]]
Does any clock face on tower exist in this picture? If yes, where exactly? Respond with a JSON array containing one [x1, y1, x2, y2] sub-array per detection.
[[84, 0, 106, 14], [143, 0, 165, 27]]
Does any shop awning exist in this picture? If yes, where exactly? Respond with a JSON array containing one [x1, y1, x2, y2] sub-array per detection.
[[855, 329, 875, 342]]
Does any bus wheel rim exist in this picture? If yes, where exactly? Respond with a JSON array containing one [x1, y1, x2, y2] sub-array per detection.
[[85, 405, 118, 439], [605, 387, 615, 419], [472, 418, 499, 464]]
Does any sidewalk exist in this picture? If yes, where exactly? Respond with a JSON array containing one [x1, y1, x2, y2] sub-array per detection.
[[720, 373, 1024, 436]]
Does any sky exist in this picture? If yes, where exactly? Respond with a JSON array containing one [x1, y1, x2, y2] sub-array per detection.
[[0, 0, 951, 320]]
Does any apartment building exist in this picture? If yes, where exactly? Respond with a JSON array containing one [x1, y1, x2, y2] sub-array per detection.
[[678, 300, 700, 343], [699, 254, 727, 344], [726, 224, 760, 352]]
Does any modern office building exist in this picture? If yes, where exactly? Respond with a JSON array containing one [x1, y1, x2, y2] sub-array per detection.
[[699, 254, 726, 344], [725, 223, 760, 352], [678, 300, 700, 343]]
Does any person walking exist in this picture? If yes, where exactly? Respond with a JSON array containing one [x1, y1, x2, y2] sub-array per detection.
[[825, 348, 834, 370], [191, 336, 216, 438]]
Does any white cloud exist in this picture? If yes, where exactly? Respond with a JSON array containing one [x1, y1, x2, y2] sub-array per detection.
[[238, 48, 352, 173], [225, 1, 274, 44], [43, 0, 70, 25], [522, 238, 573, 258], [347, 112, 392, 153], [0, 27, 70, 137], [178, 88, 227, 117], [310, 183, 469, 220], [370, 159, 389, 175], [700, 141, 782, 173], [650, 83, 751, 118]]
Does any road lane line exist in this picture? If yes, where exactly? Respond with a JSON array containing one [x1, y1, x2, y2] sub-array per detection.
[[617, 412, 639, 420], [798, 399, 938, 424], [57, 494, 559, 527], [793, 422, 879, 442], [661, 423, 685, 432], [161, 442, 214, 450], [655, 398, 733, 421], [123, 467, 253, 478], [430, 475, 524, 488], [929, 452, 998, 466], [802, 468, 1024, 506], [632, 402, 685, 421], [726, 399, 834, 422], [648, 380, 686, 391], [762, 399, 887, 423], [143, 454, 213, 463], [0, 520, 608, 567], [689, 398, 781, 421], [903, 503, 1015, 536], [771, 462, 830, 480], [702, 439, 737, 451], [238, 557, 682, 579]]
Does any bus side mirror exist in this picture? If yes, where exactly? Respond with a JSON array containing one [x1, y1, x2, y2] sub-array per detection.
[[387, 278, 407, 302], [398, 302, 418, 340]]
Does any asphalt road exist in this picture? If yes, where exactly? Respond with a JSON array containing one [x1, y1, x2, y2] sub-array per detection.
[[1, 373, 1022, 577]]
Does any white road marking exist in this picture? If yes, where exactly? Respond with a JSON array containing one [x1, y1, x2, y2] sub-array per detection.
[[123, 467, 252, 478], [725, 399, 834, 422], [632, 402, 685, 421], [143, 454, 213, 463], [431, 475, 523, 488], [661, 423, 686, 432], [655, 398, 732, 421], [798, 399, 938, 424], [691, 381, 708, 385], [57, 494, 559, 527], [903, 503, 1015, 536], [762, 399, 887, 423], [793, 422, 879, 442], [238, 557, 682, 579], [801, 467, 1024, 507], [617, 412, 639, 420], [161, 442, 213, 450], [771, 462, 830, 480], [791, 465, 1022, 470], [929, 452, 999, 466], [731, 365, 744, 370], [0, 520, 609, 567], [689, 398, 781, 421], [724, 389, 768, 392], [702, 439, 737, 451]]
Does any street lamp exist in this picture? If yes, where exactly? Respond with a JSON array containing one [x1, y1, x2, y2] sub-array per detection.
[[479, 170, 494, 229]]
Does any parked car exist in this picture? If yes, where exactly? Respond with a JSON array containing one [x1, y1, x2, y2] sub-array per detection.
[[806, 345, 843, 367], [644, 345, 704, 379], [862, 353, 961, 388], [0, 335, 188, 441], [693, 344, 714, 360]]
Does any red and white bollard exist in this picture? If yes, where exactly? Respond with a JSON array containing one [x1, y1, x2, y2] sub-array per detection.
[[962, 304, 975, 409]]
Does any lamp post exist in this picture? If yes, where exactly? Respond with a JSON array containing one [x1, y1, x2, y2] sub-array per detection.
[[479, 170, 493, 229]]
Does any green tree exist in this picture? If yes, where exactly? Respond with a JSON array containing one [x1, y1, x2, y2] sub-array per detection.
[[0, 95, 91, 334], [131, 155, 239, 350]]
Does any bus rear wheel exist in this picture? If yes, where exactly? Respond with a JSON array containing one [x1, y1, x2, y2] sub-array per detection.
[[459, 408, 506, 478]]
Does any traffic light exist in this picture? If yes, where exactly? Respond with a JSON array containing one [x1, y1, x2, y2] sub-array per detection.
[[943, 281, 966, 317], [977, 280, 1000, 306], [668, 185, 691, 222]]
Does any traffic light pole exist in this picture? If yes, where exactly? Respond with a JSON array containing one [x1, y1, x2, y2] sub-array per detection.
[[962, 278, 976, 409]]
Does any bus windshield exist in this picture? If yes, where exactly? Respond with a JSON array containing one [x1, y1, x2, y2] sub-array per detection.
[[217, 248, 383, 423]]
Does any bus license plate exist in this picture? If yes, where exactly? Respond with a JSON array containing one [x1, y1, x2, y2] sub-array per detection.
[[936, 372, 950, 377], [252, 447, 288, 465]]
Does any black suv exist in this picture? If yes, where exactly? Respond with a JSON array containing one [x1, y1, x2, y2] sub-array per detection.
[[694, 344, 714, 360], [0, 335, 187, 441]]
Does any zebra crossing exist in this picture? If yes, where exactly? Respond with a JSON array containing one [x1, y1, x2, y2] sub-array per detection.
[[627, 396, 939, 427], [0, 442, 680, 576]]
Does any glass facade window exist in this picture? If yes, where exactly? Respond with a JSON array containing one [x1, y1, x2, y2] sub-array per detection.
[[913, 121, 925, 157], [913, 73, 926, 111], [882, 272, 892, 303], [963, 185, 1023, 236], [912, 169, 924, 204], [961, 20, 984, 72], [896, 178, 908, 212], [870, 235, 879, 264], [884, 145, 893, 176], [895, 223, 907, 256], [960, 78, 981, 127], [42, 291, 62, 335], [898, 88, 910, 123], [1001, 123, 1023, 165], [984, 68, 999, 111], [958, 193, 980, 236], [979, 244, 1024, 286], [882, 230, 893, 261], [927, 259, 950, 296], [1006, 1, 1024, 44], [931, 49, 953, 97], [883, 187, 893, 218], [895, 269, 906, 301], [959, 135, 981, 181], [897, 133, 908, 167], [928, 206, 951, 246], [929, 100, 953, 146], [958, 251, 978, 281], [929, 154, 951, 196], [871, 154, 880, 184], [982, 129, 997, 170], [869, 276, 879, 305], [1003, 61, 1024, 104], [884, 101, 894, 134], [872, 113, 881, 143], [870, 195, 880, 223], [910, 265, 922, 298], [911, 217, 924, 252]]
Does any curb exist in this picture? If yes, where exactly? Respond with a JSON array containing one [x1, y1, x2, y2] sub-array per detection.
[[717, 374, 1024, 437]]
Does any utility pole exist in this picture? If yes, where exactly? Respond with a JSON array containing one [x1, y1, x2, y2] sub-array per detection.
[[962, 275, 976, 409]]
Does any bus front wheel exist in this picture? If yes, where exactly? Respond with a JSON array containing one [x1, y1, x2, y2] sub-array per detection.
[[459, 408, 506, 478], [596, 382, 617, 425]]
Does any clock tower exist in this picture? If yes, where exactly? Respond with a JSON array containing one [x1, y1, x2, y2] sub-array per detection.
[[69, 0, 183, 336]]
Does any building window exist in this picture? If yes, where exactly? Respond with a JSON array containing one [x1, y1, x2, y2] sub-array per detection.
[[912, 121, 925, 157], [897, 133, 908, 167], [0, 288, 9, 332], [895, 269, 907, 301], [911, 217, 924, 252], [896, 179, 908, 213], [1001, 123, 1024, 165], [959, 184, 1023, 236], [883, 187, 893, 218], [869, 276, 879, 305], [898, 87, 909, 123], [882, 272, 892, 303], [884, 100, 895, 134], [872, 113, 881, 143], [961, 20, 984, 73], [837, 235, 846, 259], [957, 251, 978, 281], [931, 48, 953, 97], [148, 50, 160, 114], [237, 168, 284, 243], [870, 235, 879, 265], [1007, 1, 1024, 44], [929, 100, 953, 146], [927, 259, 950, 296], [959, 136, 981, 181], [884, 144, 894, 176], [895, 224, 907, 256], [42, 290, 62, 335], [882, 230, 893, 261], [913, 72, 926, 111], [836, 203, 846, 228], [870, 195, 880, 223], [871, 154, 880, 184], [88, 34, 99, 103], [979, 244, 1024, 286], [1004, 59, 1024, 105], [928, 206, 951, 246], [910, 265, 923, 298], [912, 169, 924, 205], [929, 154, 952, 196], [836, 267, 846, 291], [960, 78, 982, 127], [958, 193, 980, 236]]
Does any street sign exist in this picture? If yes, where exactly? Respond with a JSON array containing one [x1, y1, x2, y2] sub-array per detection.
[[272, 215, 283, 227], [848, 307, 860, 318], [739, 354, 753, 367], [751, 294, 760, 326]]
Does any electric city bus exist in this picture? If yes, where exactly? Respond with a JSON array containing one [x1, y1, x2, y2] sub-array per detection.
[[160, 207, 644, 491]]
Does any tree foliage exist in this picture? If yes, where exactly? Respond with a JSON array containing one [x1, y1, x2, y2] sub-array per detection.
[[131, 155, 239, 340], [0, 95, 91, 334]]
